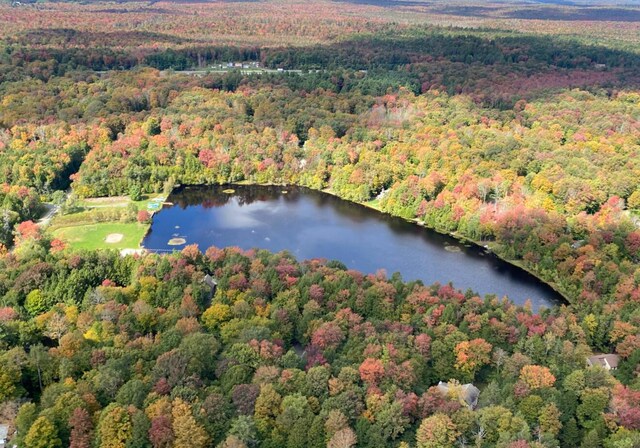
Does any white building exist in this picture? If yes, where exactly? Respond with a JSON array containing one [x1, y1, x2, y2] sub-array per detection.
[[0, 424, 9, 448]]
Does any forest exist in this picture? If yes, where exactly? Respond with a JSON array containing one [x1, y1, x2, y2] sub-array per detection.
[[1, 0, 640, 447], [1, 236, 640, 448]]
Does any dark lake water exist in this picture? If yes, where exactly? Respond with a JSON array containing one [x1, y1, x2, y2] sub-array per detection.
[[143, 185, 564, 309]]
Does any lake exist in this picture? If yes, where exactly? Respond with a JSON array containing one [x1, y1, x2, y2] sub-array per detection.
[[142, 185, 564, 309]]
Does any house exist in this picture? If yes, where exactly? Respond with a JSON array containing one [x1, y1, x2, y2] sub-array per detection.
[[0, 424, 9, 448], [571, 240, 586, 249], [202, 274, 218, 307], [587, 354, 620, 371], [437, 381, 480, 409]]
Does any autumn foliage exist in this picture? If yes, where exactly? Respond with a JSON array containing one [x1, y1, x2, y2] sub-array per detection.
[[519, 365, 556, 390], [2, 2, 640, 447]]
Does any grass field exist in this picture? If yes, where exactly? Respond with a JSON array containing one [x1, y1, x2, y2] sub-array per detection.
[[51, 222, 149, 251], [46, 193, 167, 251], [78, 194, 166, 209]]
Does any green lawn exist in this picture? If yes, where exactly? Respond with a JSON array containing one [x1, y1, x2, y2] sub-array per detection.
[[78, 193, 166, 210], [47, 193, 167, 251], [51, 222, 148, 251]]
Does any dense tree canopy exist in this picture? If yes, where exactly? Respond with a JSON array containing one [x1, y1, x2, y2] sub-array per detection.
[[0, 235, 637, 447], [1, 1, 640, 446]]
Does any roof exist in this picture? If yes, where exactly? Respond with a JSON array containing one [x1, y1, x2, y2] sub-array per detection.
[[437, 381, 480, 408], [0, 424, 8, 439], [203, 274, 217, 288], [587, 354, 620, 369]]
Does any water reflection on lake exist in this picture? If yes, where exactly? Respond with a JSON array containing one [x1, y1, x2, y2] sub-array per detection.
[[143, 185, 564, 309]]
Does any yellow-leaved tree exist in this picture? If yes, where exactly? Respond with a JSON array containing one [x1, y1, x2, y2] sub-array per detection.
[[172, 398, 209, 448]]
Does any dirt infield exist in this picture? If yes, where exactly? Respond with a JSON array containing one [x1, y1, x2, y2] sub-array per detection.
[[105, 233, 124, 243]]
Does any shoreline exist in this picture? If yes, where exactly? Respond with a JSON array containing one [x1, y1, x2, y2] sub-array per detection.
[[156, 182, 571, 307], [318, 186, 571, 307]]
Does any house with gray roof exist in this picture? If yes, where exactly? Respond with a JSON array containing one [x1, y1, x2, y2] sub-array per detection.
[[202, 274, 218, 307], [587, 354, 620, 371], [437, 381, 480, 409]]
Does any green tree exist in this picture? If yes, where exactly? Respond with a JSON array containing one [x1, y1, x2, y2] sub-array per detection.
[[539, 403, 562, 438], [306, 414, 326, 448], [561, 418, 581, 447], [0, 365, 18, 401], [372, 399, 409, 442], [431, 329, 467, 380], [25, 289, 48, 317], [116, 379, 149, 408], [24, 416, 62, 448], [97, 404, 132, 448], [144, 117, 161, 136], [518, 395, 544, 427], [287, 416, 314, 448], [416, 414, 459, 448], [254, 384, 282, 434], [478, 406, 512, 445], [129, 184, 143, 202], [577, 388, 609, 430], [126, 409, 151, 448], [277, 393, 310, 431], [304, 366, 330, 398], [604, 428, 640, 448], [228, 415, 258, 447], [179, 332, 220, 379], [582, 429, 602, 448], [15, 403, 38, 447], [627, 190, 640, 211]]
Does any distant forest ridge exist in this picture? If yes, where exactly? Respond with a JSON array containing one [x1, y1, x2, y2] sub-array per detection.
[[7, 0, 640, 23]]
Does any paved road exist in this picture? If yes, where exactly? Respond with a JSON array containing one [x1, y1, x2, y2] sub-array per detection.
[[37, 190, 70, 227]]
